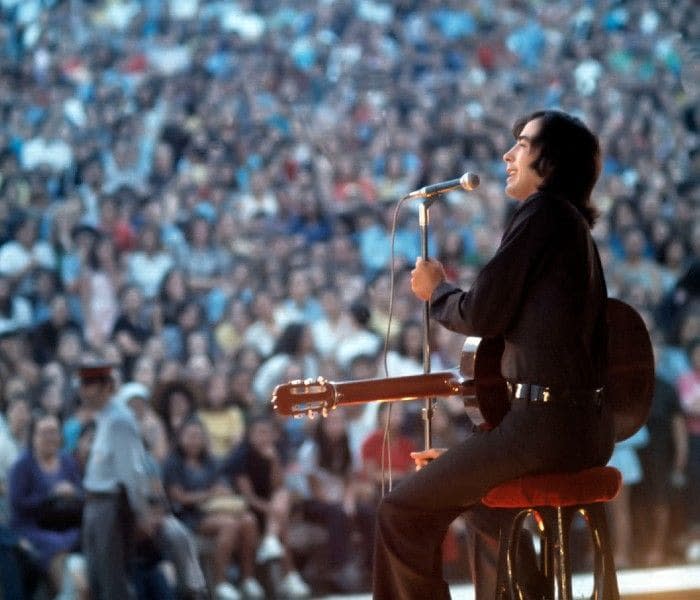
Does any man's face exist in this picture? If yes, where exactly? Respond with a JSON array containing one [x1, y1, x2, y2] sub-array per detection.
[[503, 118, 544, 201], [79, 378, 112, 408]]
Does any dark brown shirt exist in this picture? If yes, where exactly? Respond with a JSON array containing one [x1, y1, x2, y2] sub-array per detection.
[[430, 191, 608, 390]]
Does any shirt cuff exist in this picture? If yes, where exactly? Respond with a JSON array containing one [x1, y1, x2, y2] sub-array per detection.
[[430, 280, 458, 304]]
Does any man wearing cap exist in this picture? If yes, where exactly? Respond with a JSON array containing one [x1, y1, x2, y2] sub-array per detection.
[[79, 360, 156, 599]]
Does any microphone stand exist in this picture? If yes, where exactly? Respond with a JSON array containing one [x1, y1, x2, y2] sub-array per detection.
[[418, 198, 436, 451]]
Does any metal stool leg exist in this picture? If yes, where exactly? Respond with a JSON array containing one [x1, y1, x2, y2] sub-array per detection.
[[495, 503, 619, 600], [496, 509, 534, 600], [581, 503, 620, 600]]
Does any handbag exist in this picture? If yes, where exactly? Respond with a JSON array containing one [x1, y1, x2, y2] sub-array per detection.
[[36, 494, 84, 531], [200, 493, 246, 515]]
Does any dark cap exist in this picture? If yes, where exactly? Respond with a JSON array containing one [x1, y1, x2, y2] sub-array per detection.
[[77, 359, 116, 382]]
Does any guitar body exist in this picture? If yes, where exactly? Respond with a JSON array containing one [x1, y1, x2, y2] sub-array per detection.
[[605, 298, 654, 441], [272, 299, 653, 441], [459, 336, 508, 428]]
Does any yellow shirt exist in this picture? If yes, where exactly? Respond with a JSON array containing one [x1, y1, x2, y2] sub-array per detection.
[[197, 407, 245, 458]]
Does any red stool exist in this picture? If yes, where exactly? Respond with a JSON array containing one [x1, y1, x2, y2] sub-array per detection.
[[483, 466, 622, 600]]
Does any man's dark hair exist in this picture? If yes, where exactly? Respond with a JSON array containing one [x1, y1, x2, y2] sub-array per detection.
[[513, 110, 602, 227]]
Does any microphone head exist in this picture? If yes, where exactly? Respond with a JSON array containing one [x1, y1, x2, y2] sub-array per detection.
[[460, 172, 480, 191]]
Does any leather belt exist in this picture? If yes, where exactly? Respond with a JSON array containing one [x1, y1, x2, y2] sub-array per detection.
[[507, 382, 604, 406]]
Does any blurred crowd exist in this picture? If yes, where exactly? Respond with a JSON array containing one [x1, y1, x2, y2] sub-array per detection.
[[0, 0, 699, 597]]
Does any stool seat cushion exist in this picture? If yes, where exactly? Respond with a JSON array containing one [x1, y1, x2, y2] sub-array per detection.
[[482, 466, 621, 508]]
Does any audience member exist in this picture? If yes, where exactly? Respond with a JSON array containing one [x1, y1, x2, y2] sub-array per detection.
[[678, 339, 700, 534], [197, 370, 245, 460], [163, 417, 264, 600], [8, 413, 85, 597], [638, 338, 689, 566], [222, 415, 311, 598], [360, 403, 417, 495], [292, 409, 375, 592]]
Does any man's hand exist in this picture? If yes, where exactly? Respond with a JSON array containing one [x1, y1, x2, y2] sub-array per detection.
[[411, 258, 447, 301], [410, 447, 447, 471], [136, 511, 161, 539]]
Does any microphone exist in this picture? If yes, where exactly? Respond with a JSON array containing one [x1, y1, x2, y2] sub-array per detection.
[[406, 172, 480, 199]]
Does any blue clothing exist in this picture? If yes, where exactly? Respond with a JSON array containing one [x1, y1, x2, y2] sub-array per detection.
[[8, 451, 82, 570], [162, 452, 222, 531]]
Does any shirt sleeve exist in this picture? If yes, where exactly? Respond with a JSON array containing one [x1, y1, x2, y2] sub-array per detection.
[[8, 455, 46, 515], [109, 416, 152, 518], [430, 199, 553, 338]]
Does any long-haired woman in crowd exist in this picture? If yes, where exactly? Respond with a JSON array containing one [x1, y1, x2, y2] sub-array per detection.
[[162, 417, 264, 600]]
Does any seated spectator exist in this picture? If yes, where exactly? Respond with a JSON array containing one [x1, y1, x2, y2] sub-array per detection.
[[273, 268, 325, 330], [229, 362, 260, 413], [197, 370, 245, 460], [152, 379, 200, 446], [125, 223, 174, 301], [0, 328, 40, 391], [176, 215, 232, 299], [384, 319, 426, 377], [162, 300, 208, 363], [0, 215, 57, 296], [154, 268, 190, 335], [79, 235, 122, 350], [678, 338, 700, 540], [236, 170, 279, 225], [291, 409, 375, 593], [221, 415, 311, 598], [360, 402, 417, 495], [163, 417, 264, 600], [252, 323, 320, 407], [111, 284, 153, 379], [242, 292, 280, 359], [30, 294, 81, 366], [607, 426, 650, 568], [612, 227, 665, 306], [0, 395, 32, 521], [310, 287, 355, 360], [212, 298, 252, 360], [334, 301, 383, 372], [27, 268, 62, 327], [638, 338, 688, 566], [8, 413, 86, 598]]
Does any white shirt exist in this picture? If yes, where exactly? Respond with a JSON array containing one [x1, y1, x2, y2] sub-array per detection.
[[0, 240, 57, 276], [83, 398, 152, 518], [126, 251, 174, 299]]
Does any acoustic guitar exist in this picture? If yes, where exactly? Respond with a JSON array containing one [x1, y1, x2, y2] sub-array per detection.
[[272, 298, 654, 441]]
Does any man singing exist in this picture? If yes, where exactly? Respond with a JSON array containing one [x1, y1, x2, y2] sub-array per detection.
[[372, 110, 616, 599]]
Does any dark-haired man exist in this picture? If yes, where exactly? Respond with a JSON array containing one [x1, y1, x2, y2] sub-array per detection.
[[372, 110, 616, 599]]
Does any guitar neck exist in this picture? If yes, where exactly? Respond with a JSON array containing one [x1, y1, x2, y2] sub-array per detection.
[[330, 371, 474, 407]]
